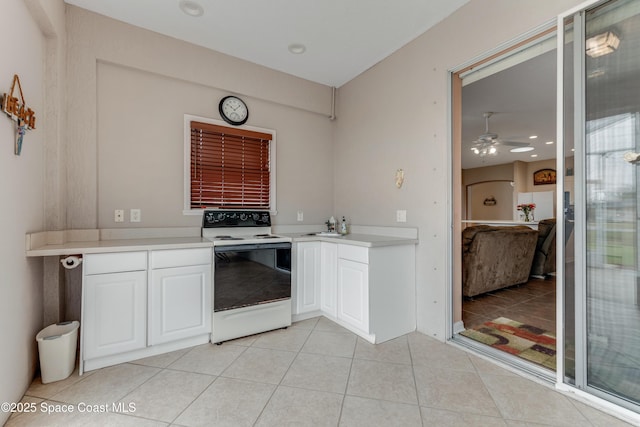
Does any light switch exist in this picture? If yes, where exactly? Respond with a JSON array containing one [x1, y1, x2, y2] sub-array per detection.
[[396, 210, 407, 223], [297, 211, 304, 222], [114, 209, 124, 223]]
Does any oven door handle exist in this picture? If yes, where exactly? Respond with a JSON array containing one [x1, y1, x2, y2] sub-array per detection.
[[214, 242, 291, 253]]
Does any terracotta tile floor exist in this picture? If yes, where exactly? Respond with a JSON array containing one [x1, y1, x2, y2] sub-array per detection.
[[462, 277, 557, 338]]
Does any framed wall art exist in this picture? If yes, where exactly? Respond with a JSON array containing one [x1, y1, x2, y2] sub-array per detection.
[[533, 168, 556, 185]]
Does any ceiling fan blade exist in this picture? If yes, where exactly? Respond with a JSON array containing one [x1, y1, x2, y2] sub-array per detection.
[[501, 140, 530, 147]]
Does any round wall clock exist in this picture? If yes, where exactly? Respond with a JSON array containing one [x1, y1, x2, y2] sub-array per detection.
[[219, 95, 249, 126]]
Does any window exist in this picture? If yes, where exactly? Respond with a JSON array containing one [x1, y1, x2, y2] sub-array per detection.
[[184, 115, 275, 212]]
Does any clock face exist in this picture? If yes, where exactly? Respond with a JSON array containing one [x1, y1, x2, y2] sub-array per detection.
[[219, 96, 248, 125]]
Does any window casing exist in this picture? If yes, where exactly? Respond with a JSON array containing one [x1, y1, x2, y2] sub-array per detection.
[[184, 115, 276, 214]]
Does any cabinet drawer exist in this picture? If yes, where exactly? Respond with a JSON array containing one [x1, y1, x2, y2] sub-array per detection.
[[151, 248, 212, 269], [84, 252, 147, 275], [338, 244, 368, 264]]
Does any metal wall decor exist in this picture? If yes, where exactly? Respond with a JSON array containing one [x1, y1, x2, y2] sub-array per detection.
[[2, 74, 36, 155], [483, 196, 497, 206]]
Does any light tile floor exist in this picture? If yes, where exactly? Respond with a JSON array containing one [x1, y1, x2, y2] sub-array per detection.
[[7, 316, 635, 426]]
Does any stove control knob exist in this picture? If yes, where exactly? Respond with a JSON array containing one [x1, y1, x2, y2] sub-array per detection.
[[240, 213, 248, 221]]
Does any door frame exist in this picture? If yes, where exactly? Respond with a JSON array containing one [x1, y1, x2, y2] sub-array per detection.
[[447, 0, 640, 422], [447, 22, 558, 381]]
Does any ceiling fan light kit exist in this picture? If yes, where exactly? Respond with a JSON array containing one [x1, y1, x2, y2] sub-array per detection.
[[471, 112, 531, 157]]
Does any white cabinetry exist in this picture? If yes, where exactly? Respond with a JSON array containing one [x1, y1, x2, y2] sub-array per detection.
[[337, 258, 369, 332], [320, 242, 338, 317], [82, 247, 212, 373], [295, 242, 322, 314], [83, 252, 147, 360], [150, 248, 212, 345], [294, 240, 415, 343]]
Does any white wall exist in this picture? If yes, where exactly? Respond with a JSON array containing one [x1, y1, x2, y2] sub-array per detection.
[[467, 181, 513, 221], [0, 0, 54, 423], [66, 6, 335, 229], [334, 0, 584, 340]]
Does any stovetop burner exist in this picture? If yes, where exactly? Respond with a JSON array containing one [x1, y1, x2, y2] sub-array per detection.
[[202, 210, 292, 245]]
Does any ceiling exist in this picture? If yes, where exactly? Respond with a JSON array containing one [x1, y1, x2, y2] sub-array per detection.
[[64, 0, 469, 88], [461, 48, 558, 170]]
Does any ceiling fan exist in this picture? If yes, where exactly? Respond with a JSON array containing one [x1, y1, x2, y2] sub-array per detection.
[[471, 112, 530, 156]]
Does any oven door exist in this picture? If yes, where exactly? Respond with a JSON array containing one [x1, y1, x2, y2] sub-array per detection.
[[214, 242, 292, 312]]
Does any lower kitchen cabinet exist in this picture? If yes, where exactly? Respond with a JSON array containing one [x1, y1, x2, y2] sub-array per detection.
[[295, 242, 322, 314], [294, 241, 415, 343], [320, 242, 338, 317], [337, 258, 369, 332], [83, 270, 147, 360], [150, 264, 211, 345], [81, 248, 212, 373]]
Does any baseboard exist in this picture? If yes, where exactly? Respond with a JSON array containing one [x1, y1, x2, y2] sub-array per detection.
[[292, 310, 322, 323]]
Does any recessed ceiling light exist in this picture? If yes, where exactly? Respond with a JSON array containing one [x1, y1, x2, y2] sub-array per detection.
[[179, 0, 204, 17], [571, 148, 575, 152], [510, 146, 535, 153], [288, 43, 306, 54], [531, 154, 538, 157], [529, 135, 538, 139], [545, 141, 554, 145]]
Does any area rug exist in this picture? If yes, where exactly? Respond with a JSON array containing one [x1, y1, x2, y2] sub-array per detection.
[[460, 317, 556, 369]]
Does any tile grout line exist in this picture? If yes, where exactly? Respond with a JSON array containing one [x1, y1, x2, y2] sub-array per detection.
[[250, 321, 319, 426], [407, 334, 425, 425], [159, 344, 227, 426]]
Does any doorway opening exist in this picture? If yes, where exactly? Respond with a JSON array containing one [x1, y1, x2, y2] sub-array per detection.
[[451, 26, 559, 375]]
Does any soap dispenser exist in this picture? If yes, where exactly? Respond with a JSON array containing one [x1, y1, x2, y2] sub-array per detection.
[[340, 216, 348, 235]]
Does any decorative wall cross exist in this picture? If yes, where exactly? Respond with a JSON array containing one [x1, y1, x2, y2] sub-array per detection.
[[2, 74, 36, 155]]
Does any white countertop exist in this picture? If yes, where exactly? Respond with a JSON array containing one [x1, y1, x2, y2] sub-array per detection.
[[26, 225, 418, 256], [284, 233, 418, 248], [26, 236, 213, 257], [461, 220, 538, 225]]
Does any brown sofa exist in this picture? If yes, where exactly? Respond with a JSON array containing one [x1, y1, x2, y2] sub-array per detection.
[[462, 225, 538, 298], [530, 218, 556, 277]]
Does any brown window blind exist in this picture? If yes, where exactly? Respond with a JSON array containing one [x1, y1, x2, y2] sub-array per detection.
[[190, 121, 272, 209]]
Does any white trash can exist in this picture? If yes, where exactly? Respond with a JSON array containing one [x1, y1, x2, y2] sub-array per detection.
[[36, 321, 79, 384]]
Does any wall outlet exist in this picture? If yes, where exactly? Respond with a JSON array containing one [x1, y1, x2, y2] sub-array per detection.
[[130, 209, 141, 223], [297, 210, 304, 222], [396, 209, 407, 223], [114, 209, 124, 223]]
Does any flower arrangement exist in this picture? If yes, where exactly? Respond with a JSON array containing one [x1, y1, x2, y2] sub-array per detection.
[[517, 203, 536, 222]]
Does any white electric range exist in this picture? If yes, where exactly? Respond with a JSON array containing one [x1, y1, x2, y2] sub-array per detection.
[[202, 210, 292, 343]]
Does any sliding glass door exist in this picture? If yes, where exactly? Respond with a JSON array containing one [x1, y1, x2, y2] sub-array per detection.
[[563, 0, 640, 410]]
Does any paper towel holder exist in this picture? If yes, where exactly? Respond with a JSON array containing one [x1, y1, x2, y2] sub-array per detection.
[[60, 255, 83, 270]]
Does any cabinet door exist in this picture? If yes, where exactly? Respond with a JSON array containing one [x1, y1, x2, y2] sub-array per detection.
[[320, 242, 338, 317], [150, 264, 212, 345], [83, 271, 147, 359], [337, 259, 369, 332], [296, 242, 321, 314]]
